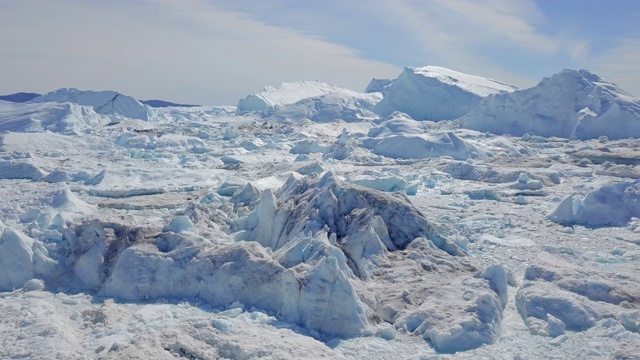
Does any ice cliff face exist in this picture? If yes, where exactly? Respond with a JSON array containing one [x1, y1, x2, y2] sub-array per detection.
[[373, 66, 517, 121], [30, 88, 149, 121], [460, 69, 640, 140]]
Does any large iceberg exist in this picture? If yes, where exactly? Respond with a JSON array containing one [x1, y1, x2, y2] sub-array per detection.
[[460, 69, 640, 139], [373, 66, 517, 121], [236, 81, 359, 115], [0, 101, 105, 133], [30, 88, 150, 121]]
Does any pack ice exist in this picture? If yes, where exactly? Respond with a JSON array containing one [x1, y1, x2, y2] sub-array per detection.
[[1, 65, 640, 359]]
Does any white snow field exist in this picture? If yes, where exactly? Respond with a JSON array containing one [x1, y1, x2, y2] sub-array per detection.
[[1, 66, 640, 359]]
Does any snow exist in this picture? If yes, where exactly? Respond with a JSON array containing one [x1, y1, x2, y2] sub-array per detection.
[[373, 66, 517, 120], [237, 81, 363, 115], [0, 100, 107, 133], [30, 88, 150, 121], [267, 91, 381, 123], [363, 132, 481, 160], [549, 179, 640, 227], [2, 66, 640, 358], [460, 69, 640, 140]]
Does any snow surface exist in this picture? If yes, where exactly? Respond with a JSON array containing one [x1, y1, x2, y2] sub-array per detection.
[[0, 101, 107, 133], [373, 66, 517, 120], [2, 66, 640, 359], [460, 69, 640, 140]]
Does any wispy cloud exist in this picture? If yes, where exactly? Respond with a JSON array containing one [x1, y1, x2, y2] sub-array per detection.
[[589, 38, 640, 96], [0, 0, 399, 104], [1, 0, 637, 102]]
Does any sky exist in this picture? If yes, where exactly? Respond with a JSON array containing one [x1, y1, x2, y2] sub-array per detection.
[[1, 0, 639, 105]]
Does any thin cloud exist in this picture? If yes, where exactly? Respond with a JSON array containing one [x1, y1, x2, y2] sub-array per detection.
[[589, 38, 640, 96], [0, 0, 399, 104]]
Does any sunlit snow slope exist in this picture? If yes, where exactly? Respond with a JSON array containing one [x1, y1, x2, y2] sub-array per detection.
[[372, 66, 518, 120]]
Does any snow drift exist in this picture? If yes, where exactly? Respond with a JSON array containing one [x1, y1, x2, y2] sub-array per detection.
[[30, 88, 149, 121], [460, 69, 640, 139], [373, 66, 517, 121]]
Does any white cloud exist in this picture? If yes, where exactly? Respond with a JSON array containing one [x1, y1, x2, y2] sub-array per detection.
[[589, 38, 640, 96], [429, 0, 558, 53], [0, 0, 399, 104]]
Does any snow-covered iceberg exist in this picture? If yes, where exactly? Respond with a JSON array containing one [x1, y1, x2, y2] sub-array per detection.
[[460, 69, 640, 139], [0, 101, 105, 133], [363, 131, 481, 160], [236, 81, 358, 115], [373, 66, 517, 120], [30, 88, 149, 121], [267, 91, 381, 122]]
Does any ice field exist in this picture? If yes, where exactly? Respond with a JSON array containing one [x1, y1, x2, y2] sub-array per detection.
[[0, 66, 639, 359]]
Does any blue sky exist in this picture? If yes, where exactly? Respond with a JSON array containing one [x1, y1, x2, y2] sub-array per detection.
[[1, 0, 638, 105]]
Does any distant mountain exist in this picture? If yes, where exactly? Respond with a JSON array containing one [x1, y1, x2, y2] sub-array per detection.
[[372, 66, 518, 121], [31, 88, 149, 121], [140, 99, 200, 108], [0, 92, 41, 103], [460, 69, 640, 140]]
